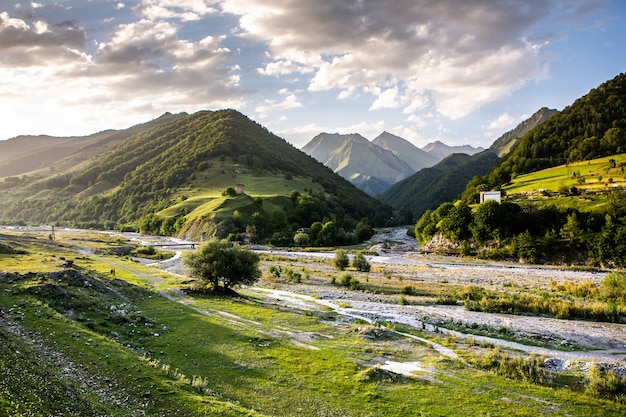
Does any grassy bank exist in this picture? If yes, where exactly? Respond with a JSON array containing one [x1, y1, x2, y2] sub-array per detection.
[[1, 231, 625, 416]]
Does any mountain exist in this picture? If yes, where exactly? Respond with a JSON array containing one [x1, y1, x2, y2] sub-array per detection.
[[380, 152, 501, 222], [0, 112, 186, 178], [0, 110, 393, 242], [302, 132, 415, 196], [379, 107, 560, 221], [489, 107, 557, 157], [479, 72, 626, 191], [422, 141, 484, 160], [371, 131, 439, 171]]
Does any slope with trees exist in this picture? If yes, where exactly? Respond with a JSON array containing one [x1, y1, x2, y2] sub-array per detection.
[[478, 73, 626, 191], [380, 152, 501, 222], [380, 107, 557, 222], [0, 109, 393, 246], [416, 72, 626, 267]]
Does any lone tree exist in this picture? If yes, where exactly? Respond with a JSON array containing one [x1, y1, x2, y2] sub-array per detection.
[[183, 239, 261, 293], [333, 249, 349, 271]]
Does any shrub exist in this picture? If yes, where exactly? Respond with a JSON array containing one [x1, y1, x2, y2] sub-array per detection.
[[352, 252, 371, 272], [284, 267, 302, 283], [601, 272, 626, 303], [586, 364, 626, 400], [335, 272, 360, 290], [472, 349, 547, 384], [334, 249, 349, 270]]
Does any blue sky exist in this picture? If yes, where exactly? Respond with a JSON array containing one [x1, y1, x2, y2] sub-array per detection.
[[1, 0, 625, 149]]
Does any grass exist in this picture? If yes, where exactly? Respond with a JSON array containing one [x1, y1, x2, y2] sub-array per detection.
[[503, 155, 626, 210], [1, 232, 625, 416]]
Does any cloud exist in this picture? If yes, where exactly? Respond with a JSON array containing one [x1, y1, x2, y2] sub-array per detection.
[[255, 92, 302, 118], [486, 112, 517, 130], [221, 0, 598, 119], [0, 11, 88, 66], [0, 7, 245, 138], [136, 0, 218, 21]]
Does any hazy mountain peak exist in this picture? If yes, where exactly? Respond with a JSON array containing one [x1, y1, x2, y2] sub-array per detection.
[[488, 107, 558, 157], [422, 141, 484, 160], [372, 131, 439, 171]]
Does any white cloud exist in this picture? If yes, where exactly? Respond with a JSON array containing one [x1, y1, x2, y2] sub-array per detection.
[[221, 0, 573, 119], [255, 93, 302, 118], [0, 8, 245, 138], [369, 86, 402, 111], [136, 0, 218, 21], [486, 112, 517, 130]]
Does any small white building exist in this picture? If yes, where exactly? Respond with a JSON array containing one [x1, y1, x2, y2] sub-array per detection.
[[480, 191, 502, 203]]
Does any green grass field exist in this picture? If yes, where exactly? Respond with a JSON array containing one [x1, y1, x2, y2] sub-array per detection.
[[503, 154, 626, 195], [1, 231, 625, 416]]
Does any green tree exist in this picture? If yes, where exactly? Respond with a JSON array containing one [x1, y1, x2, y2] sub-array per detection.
[[183, 239, 261, 292], [293, 232, 310, 247], [439, 202, 472, 242], [352, 251, 371, 272], [334, 249, 349, 271], [560, 212, 583, 247], [320, 221, 338, 246]]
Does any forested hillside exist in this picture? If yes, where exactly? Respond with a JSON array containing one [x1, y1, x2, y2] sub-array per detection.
[[480, 73, 626, 190], [0, 112, 185, 178], [380, 152, 500, 222], [0, 110, 393, 244], [415, 72, 626, 267]]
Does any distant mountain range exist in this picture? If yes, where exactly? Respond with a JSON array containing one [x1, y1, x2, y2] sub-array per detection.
[[379, 107, 558, 221], [421, 141, 484, 160], [302, 131, 482, 195]]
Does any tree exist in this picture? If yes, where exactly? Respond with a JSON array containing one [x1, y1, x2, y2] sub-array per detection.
[[183, 239, 261, 292], [352, 251, 371, 272], [334, 249, 349, 271], [293, 232, 310, 246]]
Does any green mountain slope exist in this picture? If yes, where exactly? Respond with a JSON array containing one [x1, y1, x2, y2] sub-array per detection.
[[0, 110, 392, 242], [380, 107, 561, 221], [380, 152, 501, 222], [0, 112, 186, 178], [482, 72, 626, 189]]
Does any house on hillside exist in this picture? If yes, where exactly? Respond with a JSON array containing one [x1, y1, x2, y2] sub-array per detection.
[[235, 183, 245, 194], [480, 190, 501, 203]]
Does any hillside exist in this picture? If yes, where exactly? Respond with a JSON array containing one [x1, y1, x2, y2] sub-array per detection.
[[415, 73, 626, 267], [489, 107, 557, 157], [0, 112, 186, 178], [302, 132, 416, 195], [380, 152, 501, 222], [0, 110, 393, 243], [380, 107, 561, 221], [422, 141, 484, 160], [371, 131, 439, 171], [481, 72, 626, 189]]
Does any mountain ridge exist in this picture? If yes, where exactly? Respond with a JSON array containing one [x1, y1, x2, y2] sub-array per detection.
[[0, 109, 393, 243]]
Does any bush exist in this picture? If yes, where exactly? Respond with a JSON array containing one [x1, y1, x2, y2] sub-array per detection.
[[335, 272, 361, 290], [334, 249, 349, 270], [586, 364, 626, 400], [352, 252, 371, 272], [601, 272, 626, 303], [472, 349, 547, 384]]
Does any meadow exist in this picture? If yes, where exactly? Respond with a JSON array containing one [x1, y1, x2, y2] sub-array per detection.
[[1, 229, 625, 416]]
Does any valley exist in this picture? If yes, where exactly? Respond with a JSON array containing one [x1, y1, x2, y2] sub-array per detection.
[[1, 227, 625, 416]]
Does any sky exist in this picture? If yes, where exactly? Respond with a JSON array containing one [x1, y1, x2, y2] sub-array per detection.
[[1, 1, 625, 149]]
